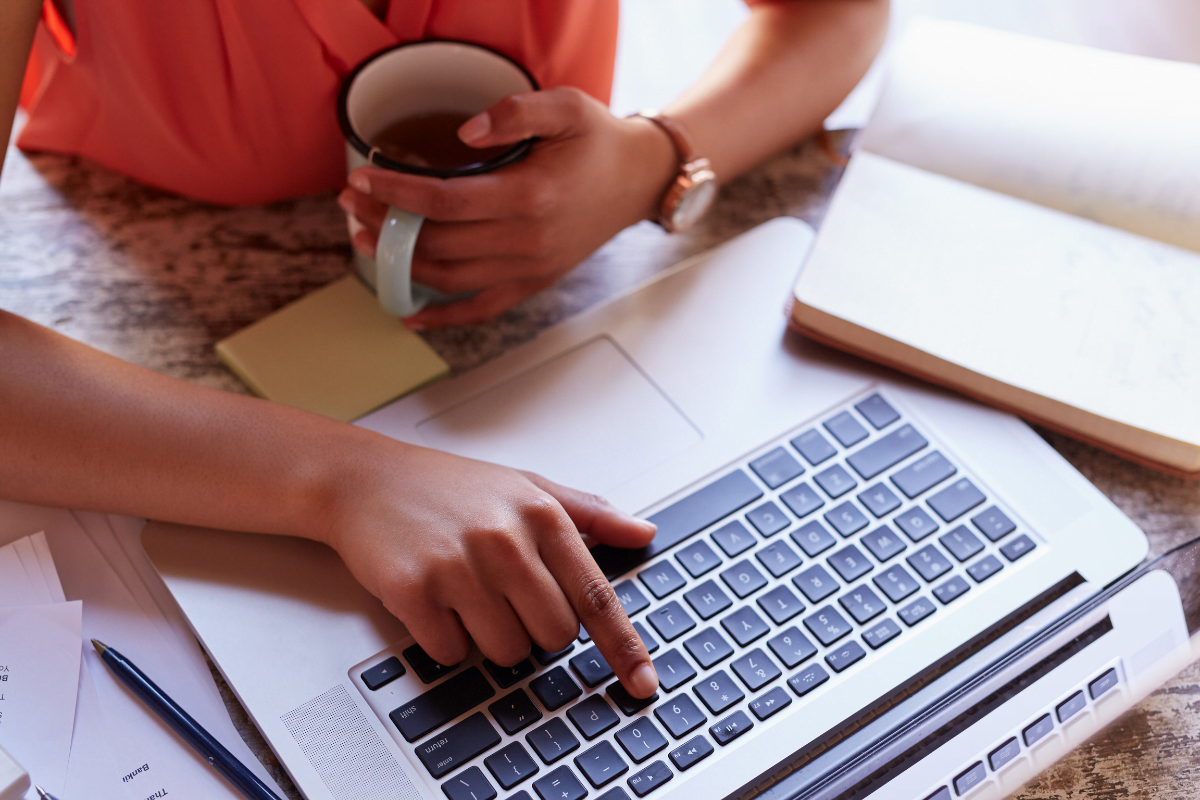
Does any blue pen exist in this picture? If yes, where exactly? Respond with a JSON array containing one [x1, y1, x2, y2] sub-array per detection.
[[91, 640, 283, 800]]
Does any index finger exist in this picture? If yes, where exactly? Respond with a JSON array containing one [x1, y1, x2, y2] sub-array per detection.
[[348, 167, 513, 222], [540, 526, 659, 699]]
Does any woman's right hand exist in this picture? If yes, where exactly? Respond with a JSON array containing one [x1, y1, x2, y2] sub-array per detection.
[[318, 440, 661, 698]]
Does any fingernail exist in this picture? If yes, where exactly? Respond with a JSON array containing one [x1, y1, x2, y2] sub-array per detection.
[[629, 663, 658, 697], [458, 112, 491, 145], [337, 190, 354, 214], [638, 519, 658, 533], [348, 171, 370, 193]]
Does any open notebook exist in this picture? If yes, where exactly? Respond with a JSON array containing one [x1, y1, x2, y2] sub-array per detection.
[[791, 20, 1200, 477]]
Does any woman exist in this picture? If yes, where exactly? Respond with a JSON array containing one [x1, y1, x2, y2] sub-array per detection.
[[0, 0, 886, 699]]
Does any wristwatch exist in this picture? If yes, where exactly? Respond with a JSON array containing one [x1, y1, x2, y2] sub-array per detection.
[[631, 111, 718, 233]]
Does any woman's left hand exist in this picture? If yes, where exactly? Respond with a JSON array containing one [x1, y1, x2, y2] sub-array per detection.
[[338, 87, 677, 329]]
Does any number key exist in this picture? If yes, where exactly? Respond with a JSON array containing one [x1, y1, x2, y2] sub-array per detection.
[[907, 544, 953, 582], [693, 669, 745, 715], [615, 718, 669, 763], [767, 626, 817, 668], [803, 605, 853, 647], [654, 694, 707, 739]]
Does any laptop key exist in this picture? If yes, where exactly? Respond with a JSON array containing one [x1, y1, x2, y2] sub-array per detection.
[[616, 717, 669, 763], [803, 605, 853, 646], [779, 482, 825, 519], [653, 649, 697, 693], [953, 762, 987, 797], [530, 666, 582, 711], [767, 627, 818, 668], [788, 663, 829, 696], [694, 670, 745, 714], [923, 789, 950, 800], [709, 709, 754, 746], [676, 539, 723, 578], [791, 520, 837, 557], [940, 525, 985, 562], [907, 544, 953, 582], [484, 658, 536, 690], [1057, 690, 1086, 722], [891, 452, 956, 499], [838, 585, 887, 624], [1089, 667, 1119, 699], [861, 524, 907, 562], [390, 666, 496, 742], [627, 761, 673, 797], [574, 740, 628, 788], [855, 394, 901, 429], [721, 606, 771, 647], [570, 646, 614, 688], [793, 564, 839, 603], [747, 501, 791, 537], [815, 464, 858, 500], [647, 601, 696, 642], [578, 624, 591, 643], [749, 686, 792, 720], [989, 737, 1021, 772], [711, 520, 756, 557], [720, 560, 768, 598], [824, 411, 869, 447], [933, 575, 971, 605], [858, 483, 902, 518], [568, 695, 620, 740], [756, 541, 803, 578], [415, 712, 502, 778], [444, 766, 498, 800], [758, 585, 805, 624], [490, 689, 543, 735], [846, 424, 927, 480], [894, 507, 939, 542], [639, 561, 687, 599], [607, 682, 659, 716], [928, 478, 986, 522], [485, 742, 540, 790], [654, 694, 707, 738], [1023, 713, 1054, 746], [533, 766, 588, 800], [972, 505, 1016, 542], [966, 554, 1004, 583], [1001, 534, 1036, 561], [683, 580, 733, 620], [361, 656, 406, 690], [669, 736, 713, 771], [749, 447, 805, 489], [532, 643, 575, 666], [873, 565, 919, 603], [527, 718, 581, 764], [684, 627, 735, 670], [825, 501, 869, 537], [825, 640, 866, 672], [862, 618, 902, 649], [731, 647, 782, 691], [827, 544, 873, 582], [791, 428, 837, 466], [403, 643, 458, 684], [613, 580, 651, 617], [633, 620, 660, 654], [897, 596, 936, 627]]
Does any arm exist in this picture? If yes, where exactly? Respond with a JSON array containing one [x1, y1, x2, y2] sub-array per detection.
[[341, 0, 888, 328], [0, 8, 658, 695]]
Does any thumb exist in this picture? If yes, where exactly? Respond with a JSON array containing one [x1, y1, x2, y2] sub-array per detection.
[[524, 472, 657, 549], [458, 87, 597, 148]]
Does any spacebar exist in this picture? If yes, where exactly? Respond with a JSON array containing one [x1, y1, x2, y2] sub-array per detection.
[[592, 470, 763, 579]]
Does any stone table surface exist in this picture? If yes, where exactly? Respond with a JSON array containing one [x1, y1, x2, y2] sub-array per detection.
[[3, 128, 1199, 800]]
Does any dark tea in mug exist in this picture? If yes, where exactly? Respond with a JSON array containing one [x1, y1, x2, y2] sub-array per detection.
[[370, 111, 510, 170]]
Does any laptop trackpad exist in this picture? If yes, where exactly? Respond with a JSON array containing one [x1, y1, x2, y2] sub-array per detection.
[[415, 335, 702, 495]]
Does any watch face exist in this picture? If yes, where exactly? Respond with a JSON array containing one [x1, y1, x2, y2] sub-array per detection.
[[671, 177, 718, 231]]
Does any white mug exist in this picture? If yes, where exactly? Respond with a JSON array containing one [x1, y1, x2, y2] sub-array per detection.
[[338, 41, 537, 317]]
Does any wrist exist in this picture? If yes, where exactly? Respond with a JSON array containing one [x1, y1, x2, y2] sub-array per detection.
[[622, 116, 680, 225]]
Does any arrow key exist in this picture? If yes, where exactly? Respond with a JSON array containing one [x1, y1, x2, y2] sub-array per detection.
[[669, 735, 714, 771]]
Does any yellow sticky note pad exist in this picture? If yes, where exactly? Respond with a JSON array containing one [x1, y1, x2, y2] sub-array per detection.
[[216, 275, 449, 422]]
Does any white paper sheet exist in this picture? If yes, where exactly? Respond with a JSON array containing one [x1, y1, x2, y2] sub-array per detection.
[[0, 601, 83, 800]]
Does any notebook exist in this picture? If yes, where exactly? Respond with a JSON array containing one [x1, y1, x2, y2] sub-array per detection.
[[790, 20, 1200, 477]]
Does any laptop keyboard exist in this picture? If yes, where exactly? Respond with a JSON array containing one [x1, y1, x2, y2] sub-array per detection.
[[351, 390, 1043, 800]]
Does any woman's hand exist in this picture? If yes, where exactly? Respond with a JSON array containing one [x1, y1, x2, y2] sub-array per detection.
[[338, 87, 677, 329], [320, 440, 661, 697]]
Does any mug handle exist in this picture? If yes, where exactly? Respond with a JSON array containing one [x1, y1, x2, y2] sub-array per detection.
[[374, 207, 425, 317]]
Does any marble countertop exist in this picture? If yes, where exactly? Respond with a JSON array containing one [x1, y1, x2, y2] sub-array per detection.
[[3, 129, 1199, 800]]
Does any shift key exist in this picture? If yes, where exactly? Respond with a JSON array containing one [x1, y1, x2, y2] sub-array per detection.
[[414, 712, 502, 778], [847, 425, 927, 480], [390, 666, 496, 742]]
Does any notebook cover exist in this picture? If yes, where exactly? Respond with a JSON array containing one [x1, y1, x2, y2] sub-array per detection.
[[216, 275, 449, 422]]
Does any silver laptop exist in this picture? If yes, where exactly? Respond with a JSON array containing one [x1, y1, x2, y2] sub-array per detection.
[[145, 218, 1162, 800]]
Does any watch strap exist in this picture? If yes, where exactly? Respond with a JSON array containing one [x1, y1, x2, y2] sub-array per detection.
[[630, 111, 699, 166]]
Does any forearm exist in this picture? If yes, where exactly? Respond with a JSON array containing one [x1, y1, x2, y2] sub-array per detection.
[[0, 0, 42, 176], [0, 309, 386, 543], [666, 0, 888, 181]]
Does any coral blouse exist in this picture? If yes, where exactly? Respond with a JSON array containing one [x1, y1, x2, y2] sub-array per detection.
[[18, 0, 620, 204]]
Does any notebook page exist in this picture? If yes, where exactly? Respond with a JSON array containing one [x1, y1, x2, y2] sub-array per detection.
[[858, 19, 1200, 253]]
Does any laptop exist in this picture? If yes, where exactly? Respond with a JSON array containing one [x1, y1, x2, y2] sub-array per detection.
[[144, 217, 1168, 800]]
